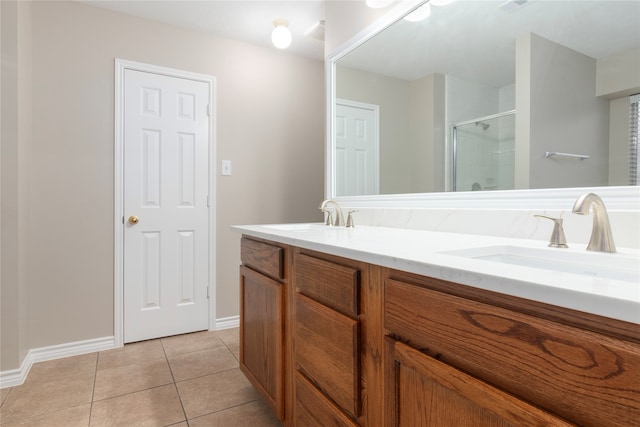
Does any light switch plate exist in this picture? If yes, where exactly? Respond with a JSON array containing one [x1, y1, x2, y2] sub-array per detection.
[[222, 160, 232, 176]]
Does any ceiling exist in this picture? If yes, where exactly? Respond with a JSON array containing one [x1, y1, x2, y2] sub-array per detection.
[[79, 0, 327, 60], [78, 0, 640, 86]]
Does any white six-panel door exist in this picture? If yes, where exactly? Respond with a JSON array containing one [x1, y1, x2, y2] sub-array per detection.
[[123, 69, 210, 343], [335, 100, 380, 196]]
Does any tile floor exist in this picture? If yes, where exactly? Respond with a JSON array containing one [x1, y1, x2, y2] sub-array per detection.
[[0, 328, 282, 427]]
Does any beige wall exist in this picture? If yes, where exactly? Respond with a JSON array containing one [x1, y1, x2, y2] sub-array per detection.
[[516, 33, 609, 190], [1, 0, 32, 372], [596, 49, 640, 99], [409, 73, 446, 193], [1, 0, 323, 371]]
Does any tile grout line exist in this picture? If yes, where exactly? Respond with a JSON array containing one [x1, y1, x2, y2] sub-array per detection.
[[186, 398, 262, 424], [91, 383, 178, 404], [161, 331, 242, 424], [221, 339, 240, 363], [0, 387, 14, 424], [87, 352, 99, 427], [160, 338, 190, 426], [173, 365, 241, 386], [0, 387, 13, 407]]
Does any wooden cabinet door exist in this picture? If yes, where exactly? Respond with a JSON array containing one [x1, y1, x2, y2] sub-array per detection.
[[240, 265, 284, 420], [295, 293, 360, 420], [295, 373, 359, 427], [385, 338, 575, 427]]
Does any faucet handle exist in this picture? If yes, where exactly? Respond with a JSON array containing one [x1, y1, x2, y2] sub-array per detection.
[[534, 215, 568, 248], [323, 210, 333, 226], [346, 210, 358, 228]]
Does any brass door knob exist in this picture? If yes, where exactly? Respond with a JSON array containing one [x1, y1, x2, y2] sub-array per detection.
[[128, 215, 139, 225]]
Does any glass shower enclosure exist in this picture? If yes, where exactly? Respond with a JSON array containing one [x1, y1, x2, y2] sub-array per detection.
[[452, 110, 516, 192]]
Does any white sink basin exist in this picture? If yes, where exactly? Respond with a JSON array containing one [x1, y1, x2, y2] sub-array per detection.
[[262, 223, 337, 232], [441, 245, 640, 283]]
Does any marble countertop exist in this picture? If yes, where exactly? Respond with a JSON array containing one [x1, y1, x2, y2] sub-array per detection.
[[232, 223, 640, 324]]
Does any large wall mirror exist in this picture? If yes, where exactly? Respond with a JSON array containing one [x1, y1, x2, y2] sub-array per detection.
[[326, 0, 639, 208]]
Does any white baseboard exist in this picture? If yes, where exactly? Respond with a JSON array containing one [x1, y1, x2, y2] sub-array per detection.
[[215, 315, 239, 330], [1, 315, 240, 389], [0, 356, 32, 389], [0, 336, 115, 389]]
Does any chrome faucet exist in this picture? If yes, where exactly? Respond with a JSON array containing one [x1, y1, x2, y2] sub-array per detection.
[[319, 199, 344, 227], [572, 193, 616, 253]]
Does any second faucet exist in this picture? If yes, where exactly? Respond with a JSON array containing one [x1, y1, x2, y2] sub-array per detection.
[[319, 199, 344, 227]]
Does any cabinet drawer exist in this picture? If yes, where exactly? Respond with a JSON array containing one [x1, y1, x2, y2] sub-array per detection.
[[241, 237, 284, 280], [296, 293, 360, 419], [295, 373, 358, 427], [295, 253, 359, 317], [384, 278, 640, 427]]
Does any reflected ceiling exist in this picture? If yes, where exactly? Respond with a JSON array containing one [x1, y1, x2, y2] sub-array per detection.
[[338, 1, 640, 88]]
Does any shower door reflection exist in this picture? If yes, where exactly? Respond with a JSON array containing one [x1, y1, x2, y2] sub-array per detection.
[[452, 111, 516, 192]]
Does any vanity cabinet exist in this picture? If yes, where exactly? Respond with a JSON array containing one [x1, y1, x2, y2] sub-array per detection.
[[239, 237, 287, 421], [238, 235, 640, 426], [383, 271, 640, 427]]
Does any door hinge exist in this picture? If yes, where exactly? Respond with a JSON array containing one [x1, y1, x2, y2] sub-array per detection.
[[207, 195, 210, 207], [207, 104, 211, 117], [206, 285, 210, 299]]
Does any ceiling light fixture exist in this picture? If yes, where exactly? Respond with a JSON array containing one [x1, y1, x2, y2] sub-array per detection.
[[404, 3, 432, 21], [366, 0, 394, 9], [272, 19, 292, 49]]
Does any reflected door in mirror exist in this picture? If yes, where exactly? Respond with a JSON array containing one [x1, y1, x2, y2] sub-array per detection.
[[335, 100, 380, 196]]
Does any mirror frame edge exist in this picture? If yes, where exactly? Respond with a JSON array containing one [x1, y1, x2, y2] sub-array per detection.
[[325, 0, 640, 211], [325, 0, 427, 199]]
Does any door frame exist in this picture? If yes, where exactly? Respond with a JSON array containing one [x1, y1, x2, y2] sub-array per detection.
[[114, 58, 217, 348]]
